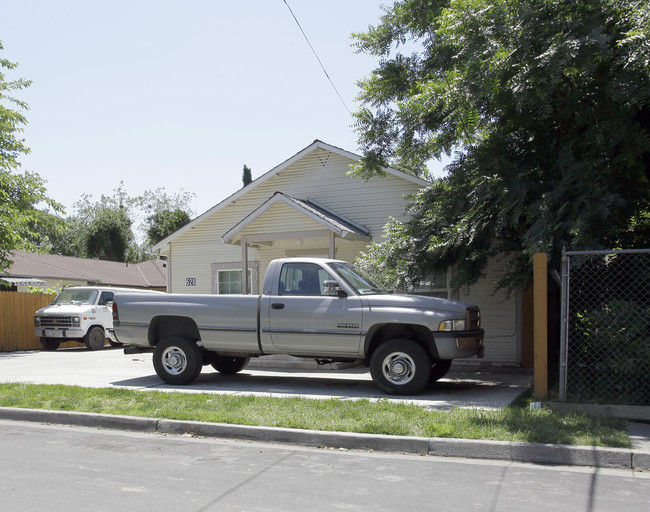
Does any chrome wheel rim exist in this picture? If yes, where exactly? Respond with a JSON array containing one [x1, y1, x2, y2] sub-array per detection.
[[161, 347, 187, 375], [381, 351, 415, 385]]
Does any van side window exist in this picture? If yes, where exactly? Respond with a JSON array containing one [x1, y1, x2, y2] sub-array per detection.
[[98, 291, 114, 306]]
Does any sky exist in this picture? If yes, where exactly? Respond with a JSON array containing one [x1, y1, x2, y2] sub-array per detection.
[[1, 0, 446, 219]]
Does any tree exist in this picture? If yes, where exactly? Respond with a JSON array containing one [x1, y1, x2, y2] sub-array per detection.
[[40, 185, 195, 261], [352, 0, 650, 292], [86, 207, 133, 262], [140, 187, 194, 247], [242, 164, 252, 187], [0, 42, 62, 272], [146, 209, 191, 245], [64, 182, 139, 262]]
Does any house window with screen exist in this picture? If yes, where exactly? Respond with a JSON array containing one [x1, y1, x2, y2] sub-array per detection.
[[217, 269, 253, 295]]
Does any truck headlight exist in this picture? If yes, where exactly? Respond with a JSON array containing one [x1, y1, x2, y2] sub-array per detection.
[[34, 316, 41, 327], [438, 319, 466, 331], [72, 316, 81, 327]]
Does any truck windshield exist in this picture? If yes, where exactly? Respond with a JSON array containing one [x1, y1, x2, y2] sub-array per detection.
[[52, 289, 98, 305], [329, 262, 389, 295]]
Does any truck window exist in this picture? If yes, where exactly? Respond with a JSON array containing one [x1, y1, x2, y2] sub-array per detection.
[[278, 263, 336, 296]]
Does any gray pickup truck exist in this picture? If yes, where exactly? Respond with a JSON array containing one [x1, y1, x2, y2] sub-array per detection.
[[112, 258, 484, 395]]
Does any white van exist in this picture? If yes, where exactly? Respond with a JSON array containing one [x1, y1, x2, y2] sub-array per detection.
[[34, 286, 161, 351]]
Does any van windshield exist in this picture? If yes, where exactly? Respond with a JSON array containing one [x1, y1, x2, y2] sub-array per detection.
[[52, 289, 98, 305]]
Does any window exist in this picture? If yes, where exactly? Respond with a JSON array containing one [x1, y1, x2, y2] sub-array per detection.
[[212, 261, 258, 294], [98, 291, 114, 305], [53, 289, 98, 305], [217, 269, 252, 295], [410, 269, 450, 298], [278, 262, 335, 296]]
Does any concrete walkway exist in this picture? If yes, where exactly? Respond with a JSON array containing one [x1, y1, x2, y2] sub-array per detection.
[[0, 348, 531, 410]]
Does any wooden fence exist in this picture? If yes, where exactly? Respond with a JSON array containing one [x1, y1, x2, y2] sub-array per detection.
[[0, 292, 78, 351]]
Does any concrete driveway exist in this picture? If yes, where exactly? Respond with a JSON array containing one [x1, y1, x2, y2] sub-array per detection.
[[0, 348, 532, 410]]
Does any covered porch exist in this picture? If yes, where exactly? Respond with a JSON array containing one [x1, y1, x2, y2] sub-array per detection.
[[220, 192, 372, 294]]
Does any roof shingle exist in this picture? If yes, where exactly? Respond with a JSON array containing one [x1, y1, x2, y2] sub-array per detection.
[[3, 251, 166, 289]]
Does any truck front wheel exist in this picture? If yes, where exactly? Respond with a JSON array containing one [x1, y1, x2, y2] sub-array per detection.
[[153, 336, 203, 385], [84, 326, 106, 351], [370, 339, 432, 395], [430, 359, 452, 382]]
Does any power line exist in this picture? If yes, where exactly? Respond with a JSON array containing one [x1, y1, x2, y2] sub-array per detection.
[[283, 0, 352, 116]]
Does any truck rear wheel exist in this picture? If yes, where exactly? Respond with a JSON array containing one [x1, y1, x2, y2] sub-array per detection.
[[153, 336, 203, 385], [370, 338, 432, 395], [209, 355, 250, 375], [84, 326, 106, 350]]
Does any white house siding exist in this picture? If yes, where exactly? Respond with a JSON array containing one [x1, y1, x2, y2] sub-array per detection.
[[167, 147, 423, 294], [162, 143, 522, 365], [458, 258, 522, 365]]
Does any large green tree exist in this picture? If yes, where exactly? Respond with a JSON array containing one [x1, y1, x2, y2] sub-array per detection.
[[0, 42, 62, 272], [352, 0, 650, 292], [44, 185, 195, 261], [62, 183, 139, 262]]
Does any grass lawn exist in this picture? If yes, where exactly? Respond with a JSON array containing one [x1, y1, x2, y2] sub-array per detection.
[[0, 383, 631, 448]]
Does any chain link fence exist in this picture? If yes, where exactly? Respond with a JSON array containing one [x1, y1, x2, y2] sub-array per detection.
[[559, 249, 650, 406]]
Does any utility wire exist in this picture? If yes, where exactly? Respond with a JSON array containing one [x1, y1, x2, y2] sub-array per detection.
[[283, 0, 352, 116]]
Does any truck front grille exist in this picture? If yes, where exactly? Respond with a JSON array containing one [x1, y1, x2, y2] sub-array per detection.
[[466, 307, 481, 329], [40, 316, 74, 328]]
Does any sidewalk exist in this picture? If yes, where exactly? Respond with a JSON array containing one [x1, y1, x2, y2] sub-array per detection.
[[628, 421, 650, 453]]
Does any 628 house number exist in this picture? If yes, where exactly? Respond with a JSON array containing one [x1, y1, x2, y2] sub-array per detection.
[[186, 277, 197, 286]]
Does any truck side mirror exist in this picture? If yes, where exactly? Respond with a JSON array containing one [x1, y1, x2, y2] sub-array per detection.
[[323, 280, 347, 298]]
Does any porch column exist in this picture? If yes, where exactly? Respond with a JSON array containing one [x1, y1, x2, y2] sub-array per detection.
[[329, 232, 335, 259], [241, 236, 249, 295]]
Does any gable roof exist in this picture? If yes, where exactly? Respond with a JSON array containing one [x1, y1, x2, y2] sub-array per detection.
[[221, 192, 372, 244], [152, 140, 427, 253], [2, 251, 167, 289]]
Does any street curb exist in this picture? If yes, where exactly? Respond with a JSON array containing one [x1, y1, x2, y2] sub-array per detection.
[[1, 407, 647, 470]]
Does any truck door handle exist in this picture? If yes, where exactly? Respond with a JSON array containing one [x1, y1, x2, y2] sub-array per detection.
[[271, 303, 285, 310]]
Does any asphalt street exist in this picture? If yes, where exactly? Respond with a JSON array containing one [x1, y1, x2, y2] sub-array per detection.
[[2, 420, 649, 512]]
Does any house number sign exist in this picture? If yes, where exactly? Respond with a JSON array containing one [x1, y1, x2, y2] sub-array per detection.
[[186, 277, 197, 286]]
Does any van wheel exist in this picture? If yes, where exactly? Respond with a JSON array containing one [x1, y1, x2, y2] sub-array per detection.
[[84, 326, 106, 350], [153, 337, 203, 385], [40, 338, 60, 351], [370, 339, 431, 395], [209, 355, 250, 375]]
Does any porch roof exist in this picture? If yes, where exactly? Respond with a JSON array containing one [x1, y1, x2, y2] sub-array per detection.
[[220, 192, 371, 245]]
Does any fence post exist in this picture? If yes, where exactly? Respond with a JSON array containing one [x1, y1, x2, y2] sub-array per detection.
[[559, 249, 569, 401], [533, 253, 548, 400]]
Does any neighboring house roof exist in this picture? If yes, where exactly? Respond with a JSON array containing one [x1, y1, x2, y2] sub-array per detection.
[[1, 251, 167, 289], [152, 139, 427, 254], [221, 192, 372, 245]]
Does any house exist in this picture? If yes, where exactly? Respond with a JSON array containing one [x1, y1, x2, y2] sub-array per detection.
[[0, 251, 167, 292], [152, 140, 527, 367]]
